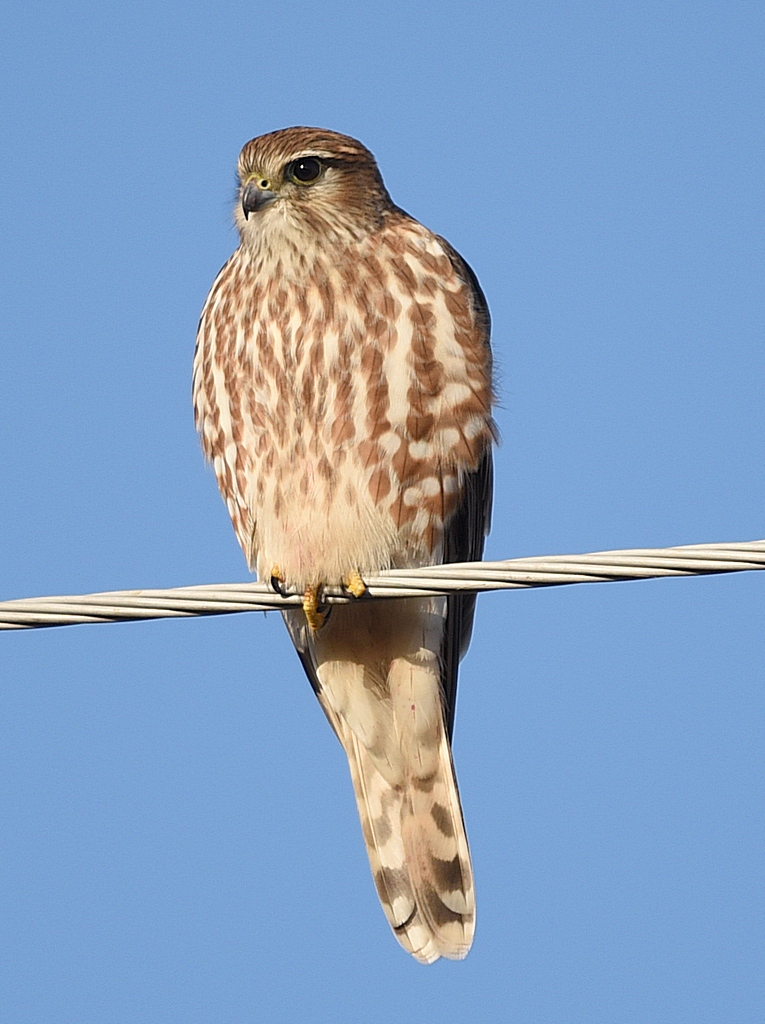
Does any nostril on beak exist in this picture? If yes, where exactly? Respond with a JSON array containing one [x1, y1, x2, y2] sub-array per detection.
[[242, 180, 277, 219]]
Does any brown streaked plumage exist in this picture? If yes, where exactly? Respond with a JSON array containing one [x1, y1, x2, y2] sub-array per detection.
[[193, 126, 495, 963]]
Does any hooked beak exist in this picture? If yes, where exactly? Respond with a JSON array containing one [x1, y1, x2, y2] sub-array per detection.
[[241, 180, 277, 219]]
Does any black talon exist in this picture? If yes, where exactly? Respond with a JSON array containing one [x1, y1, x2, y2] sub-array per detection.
[[270, 575, 288, 598], [316, 586, 332, 625]]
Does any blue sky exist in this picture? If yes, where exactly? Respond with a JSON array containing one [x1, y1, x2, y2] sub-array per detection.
[[1, 2, 763, 1021]]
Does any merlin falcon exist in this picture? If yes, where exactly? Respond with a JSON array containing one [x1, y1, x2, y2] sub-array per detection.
[[193, 127, 495, 963]]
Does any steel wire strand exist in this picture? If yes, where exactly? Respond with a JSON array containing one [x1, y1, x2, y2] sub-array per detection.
[[1, 540, 764, 631]]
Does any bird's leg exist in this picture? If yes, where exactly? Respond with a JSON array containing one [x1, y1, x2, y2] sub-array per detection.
[[303, 583, 327, 631], [270, 564, 288, 597], [343, 570, 368, 599]]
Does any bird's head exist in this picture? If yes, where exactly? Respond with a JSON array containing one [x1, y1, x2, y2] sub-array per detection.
[[234, 127, 393, 251]]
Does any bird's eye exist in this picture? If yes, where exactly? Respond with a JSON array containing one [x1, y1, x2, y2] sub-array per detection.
[[287, 157, 323, 184]]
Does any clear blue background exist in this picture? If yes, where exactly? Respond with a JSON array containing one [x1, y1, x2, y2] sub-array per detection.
[[1, 2, 763, 1021]]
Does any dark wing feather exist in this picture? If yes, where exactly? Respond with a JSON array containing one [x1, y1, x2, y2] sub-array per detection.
[[439, 447, 493, 740], [436, 245, 495, 740]]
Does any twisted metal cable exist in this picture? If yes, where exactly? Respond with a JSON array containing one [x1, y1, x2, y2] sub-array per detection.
[[2, 540, 763, 632]]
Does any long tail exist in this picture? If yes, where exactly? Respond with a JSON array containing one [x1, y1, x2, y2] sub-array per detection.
[[291, 598, 475, 963], [345, 720, 474, 963]]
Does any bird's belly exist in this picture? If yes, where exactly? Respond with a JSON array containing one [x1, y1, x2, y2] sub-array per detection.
[[251, 453, 400, 590]]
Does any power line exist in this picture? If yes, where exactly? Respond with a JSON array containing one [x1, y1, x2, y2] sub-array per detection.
[[2, 539, 763, 632]]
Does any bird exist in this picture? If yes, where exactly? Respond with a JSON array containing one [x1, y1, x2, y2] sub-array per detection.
[[193, 127, 495, 963]]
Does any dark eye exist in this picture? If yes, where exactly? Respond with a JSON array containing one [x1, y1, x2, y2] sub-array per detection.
[[288, 157, 322, 184]]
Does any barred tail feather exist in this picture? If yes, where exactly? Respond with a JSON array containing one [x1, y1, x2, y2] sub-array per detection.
[[345, 723, 475, 963], [402, 729, 475, 958], [287, 599, 476, 963]]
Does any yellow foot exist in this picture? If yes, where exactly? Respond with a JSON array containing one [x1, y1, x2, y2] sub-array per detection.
[[303, 584, 327, 631], [343, 570, 368, 599], [270, 564, 287, 597]]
